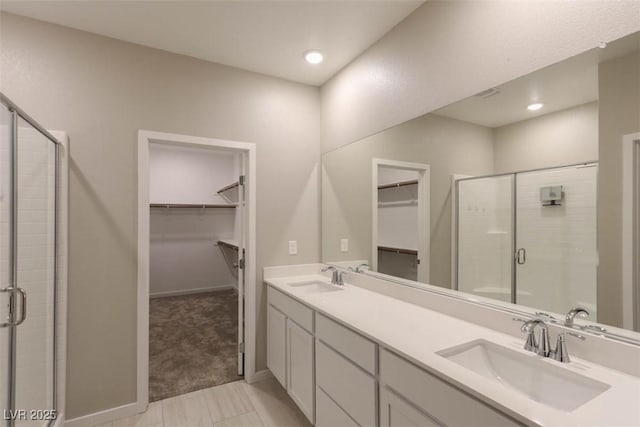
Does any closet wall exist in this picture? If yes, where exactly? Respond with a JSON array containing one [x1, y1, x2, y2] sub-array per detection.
[[149, 143, 239, 297]]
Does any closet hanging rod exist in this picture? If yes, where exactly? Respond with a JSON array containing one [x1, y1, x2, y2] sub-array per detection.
[[150, 203, 236, 209], [377, 179, 418, 190]]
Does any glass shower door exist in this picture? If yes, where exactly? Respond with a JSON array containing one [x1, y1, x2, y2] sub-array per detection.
[[14, 118, 56, 427], [514, 165, 598, 319]]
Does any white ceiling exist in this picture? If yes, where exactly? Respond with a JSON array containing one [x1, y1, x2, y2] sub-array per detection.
[[435, 31, 640, 129], [0, 0, 423, 86]]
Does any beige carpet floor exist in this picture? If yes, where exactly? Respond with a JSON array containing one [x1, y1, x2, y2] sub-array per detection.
[[149, 289, 242, 402]]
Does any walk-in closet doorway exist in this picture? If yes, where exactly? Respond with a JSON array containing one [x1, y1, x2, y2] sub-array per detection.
[[137, 131, 256, 410]]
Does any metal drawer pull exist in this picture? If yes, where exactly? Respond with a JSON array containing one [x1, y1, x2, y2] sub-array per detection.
[[0, 287, 27, 327]]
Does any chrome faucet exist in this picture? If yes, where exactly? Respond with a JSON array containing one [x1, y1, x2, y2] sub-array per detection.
[[321, 266, 344, 286], [517, 318, 551, 357], [564, 307, 589, 327], [348, 263, 370, 273], [514, 317, 587, 362]]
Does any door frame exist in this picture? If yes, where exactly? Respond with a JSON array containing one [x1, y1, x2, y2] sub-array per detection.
[[371, 158, 430, 283], [622, 132, 640, 331], [137, 130, 257, 411]]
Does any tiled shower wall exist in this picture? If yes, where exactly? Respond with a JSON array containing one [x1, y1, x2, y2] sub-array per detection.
[[16, 124, 56, 427], [515, 165, 598, 319], [0, 119, 56, 427]]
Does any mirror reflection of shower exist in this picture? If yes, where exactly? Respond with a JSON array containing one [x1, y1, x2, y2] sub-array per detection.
[[455, 162, 598, 321]]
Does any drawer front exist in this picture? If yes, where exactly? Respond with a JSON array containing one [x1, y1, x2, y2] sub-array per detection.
[[316, 341, 376, 427], [316, 313, 376, 374], [380, 387, 442, 427], [267, 285, 313, 332], [316, 387, 359, 427], [380, 349, 522, 427]]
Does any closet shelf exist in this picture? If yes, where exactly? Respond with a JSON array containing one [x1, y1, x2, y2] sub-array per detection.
[[150, 203, 236, 209], [217, 181, 240, 204], [377, 245, 418, 256], [217, 181, 239, 194], [377, 179, 418, 190], [218, 239, 239, 251]]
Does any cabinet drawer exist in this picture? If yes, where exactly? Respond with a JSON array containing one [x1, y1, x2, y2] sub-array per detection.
[[380, 386, 442, 427], [316, 313, 376, 374], [380, 349, 522, 427], [268, 286, 313, 332], [316, 341, 376, 427], [316, 386, 359, 427]]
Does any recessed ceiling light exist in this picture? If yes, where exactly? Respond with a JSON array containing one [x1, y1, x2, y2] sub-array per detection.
[[304, 50, 324, 65], [527, 102, 544, 111]]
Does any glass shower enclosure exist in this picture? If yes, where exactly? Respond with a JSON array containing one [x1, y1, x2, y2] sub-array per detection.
[[455, 163, 599, 321], [0, 94, 59, 427]]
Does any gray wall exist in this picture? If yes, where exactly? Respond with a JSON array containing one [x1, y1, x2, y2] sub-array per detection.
[[494, 102, 599, 173], [322, 113, 494, 288], [598, 51, 640, 326], [321, 1, 640, 152], [0, 13, 321, 419]]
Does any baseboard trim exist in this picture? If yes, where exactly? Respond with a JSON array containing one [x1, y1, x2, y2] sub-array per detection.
[[150, 285, 236, 298], [248, 369, 273, 384], [64, 401, 144, 427]]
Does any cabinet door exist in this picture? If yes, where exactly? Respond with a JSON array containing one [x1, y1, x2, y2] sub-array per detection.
[[286, 319, 315, 423], [316, 386, 359, 427], [267, 305, 287, 388], [380, 387, 442, 427]]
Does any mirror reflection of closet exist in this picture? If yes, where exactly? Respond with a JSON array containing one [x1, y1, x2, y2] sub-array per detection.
[[373, 159, 430, 283]]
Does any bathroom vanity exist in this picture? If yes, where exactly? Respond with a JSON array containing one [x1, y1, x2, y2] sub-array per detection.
[[265, 264, 640, 427]]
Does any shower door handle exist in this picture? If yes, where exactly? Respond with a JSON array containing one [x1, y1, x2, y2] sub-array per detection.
[[0, 287, 27, 327], [516, 248, 526, 265]]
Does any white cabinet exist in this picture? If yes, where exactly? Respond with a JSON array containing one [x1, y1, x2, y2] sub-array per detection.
[[267, 287, 315, 423], [380, 349, 523, 427], [286, 319, 314, 422], [267, 284, 526, 427], [316, 386, 359, 427], [380, 387, 442, 427], [267, 305, 287, 387], [316, 341, 376, 426]]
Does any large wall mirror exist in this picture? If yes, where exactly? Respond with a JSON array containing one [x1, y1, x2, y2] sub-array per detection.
[[322, 31, 640, 337]]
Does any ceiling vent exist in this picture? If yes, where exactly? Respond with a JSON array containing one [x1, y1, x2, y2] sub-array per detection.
[[474, 87, 501, 99]]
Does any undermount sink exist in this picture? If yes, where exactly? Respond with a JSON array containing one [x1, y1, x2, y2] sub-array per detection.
[[437, 339, 610, 412], [288, 280, 343, 293]]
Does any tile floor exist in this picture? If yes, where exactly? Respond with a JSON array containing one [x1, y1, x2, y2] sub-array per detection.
[[95, 377, 312, 427]]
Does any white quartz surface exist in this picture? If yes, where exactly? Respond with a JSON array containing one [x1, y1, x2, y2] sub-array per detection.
[[265, 271, 640, 427]]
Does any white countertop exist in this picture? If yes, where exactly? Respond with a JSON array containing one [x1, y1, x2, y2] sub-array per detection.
[[265, 272, 640, 427]]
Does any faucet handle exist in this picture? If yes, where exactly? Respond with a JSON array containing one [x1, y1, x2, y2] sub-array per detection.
[[321, 266, 337, 272], [553, 331, 586, 363], [512, 318, 538, 352]]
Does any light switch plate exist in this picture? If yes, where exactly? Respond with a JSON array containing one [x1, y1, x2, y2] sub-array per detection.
[[288, 240, 298, 255], [340, 238, 349, 252]]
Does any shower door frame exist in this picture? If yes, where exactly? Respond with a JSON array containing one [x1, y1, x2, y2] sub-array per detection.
[[0, 92, 68, 427], [137, 130, 257, 416], [622, 133, 640, 331]]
